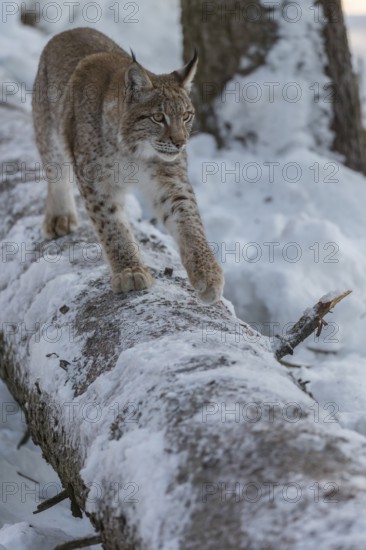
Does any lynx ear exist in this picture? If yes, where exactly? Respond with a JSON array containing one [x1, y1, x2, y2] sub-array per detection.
[[125, 51, 153, 93], [174, 49, 198, 93]]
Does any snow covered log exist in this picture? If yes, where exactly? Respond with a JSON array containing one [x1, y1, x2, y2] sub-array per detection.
[[3, 106, 366, 549], [182, 0, 366, 173]]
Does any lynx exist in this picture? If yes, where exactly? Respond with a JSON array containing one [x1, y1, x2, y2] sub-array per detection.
[[32, 28, 224, 304]]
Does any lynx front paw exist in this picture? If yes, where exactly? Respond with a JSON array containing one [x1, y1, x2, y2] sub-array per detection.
[[43, 212, 78, 239], [111, 266, 153, 293], [189, 262, 224, 305]]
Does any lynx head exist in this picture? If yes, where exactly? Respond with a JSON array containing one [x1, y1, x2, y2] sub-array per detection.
[[122, 51, 198, 162]]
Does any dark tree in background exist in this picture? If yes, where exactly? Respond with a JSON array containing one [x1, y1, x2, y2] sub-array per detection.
[[181, 0, 366, 174], [318, 0, 366, 174], [181, 0, 277, 146]]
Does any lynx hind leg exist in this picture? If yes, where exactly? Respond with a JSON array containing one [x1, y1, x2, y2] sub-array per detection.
[[44, 210, 78, 239], [43, 167, 78, 239], [79, 189, 153, 294], [111, 266, 153, 293]]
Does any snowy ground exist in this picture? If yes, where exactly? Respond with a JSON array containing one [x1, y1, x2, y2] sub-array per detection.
[[1, 0, 366, 547]]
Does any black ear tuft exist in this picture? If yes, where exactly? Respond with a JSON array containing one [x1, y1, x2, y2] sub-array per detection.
[[173, 48, 199, 93], [125, 55, 153, 95], [130, 48, 137, 63], [187, 48, 198, 73]]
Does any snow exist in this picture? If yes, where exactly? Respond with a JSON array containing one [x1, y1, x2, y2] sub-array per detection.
[[0, 380, 101, 548], [1, 0, 366, 548]]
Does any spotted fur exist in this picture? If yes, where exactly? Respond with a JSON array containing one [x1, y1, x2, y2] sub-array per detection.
[[32, 28, 224, 304]]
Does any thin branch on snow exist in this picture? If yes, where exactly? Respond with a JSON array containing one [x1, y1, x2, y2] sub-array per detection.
[[53, 535, 102, 550], [273, 290, 352, 360], [278, 359, 304, 369], [17, 471, 39, 484], [306, 346, 338, 355], [33, 489, 68, 514], [17, 428, 30, 449]]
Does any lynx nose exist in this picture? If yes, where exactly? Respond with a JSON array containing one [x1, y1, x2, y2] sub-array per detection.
[[170, 137, 186, 149]]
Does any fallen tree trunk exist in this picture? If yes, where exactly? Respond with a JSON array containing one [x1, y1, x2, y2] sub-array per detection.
[[2, 106, 366, 549]]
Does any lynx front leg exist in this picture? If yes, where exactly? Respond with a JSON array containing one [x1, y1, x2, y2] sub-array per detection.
[[153, 174, 224, 304], [43, 169, 78, 239], [82, 188, 152, 293]]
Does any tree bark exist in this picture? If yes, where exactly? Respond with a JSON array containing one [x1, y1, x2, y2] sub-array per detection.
[[317, 0, 366, 173], [181, 0, 277, 145], [181, 0, 366, 173]]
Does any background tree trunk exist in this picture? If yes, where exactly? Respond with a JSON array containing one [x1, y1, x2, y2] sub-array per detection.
[[181, 0, 366, 173], [318, 0, 366, 173], [181, 0, 277, 146]]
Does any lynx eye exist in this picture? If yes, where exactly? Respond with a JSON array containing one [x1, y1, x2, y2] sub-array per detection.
[[151, 113, 165, 124], [183, 112, 193, 122]]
